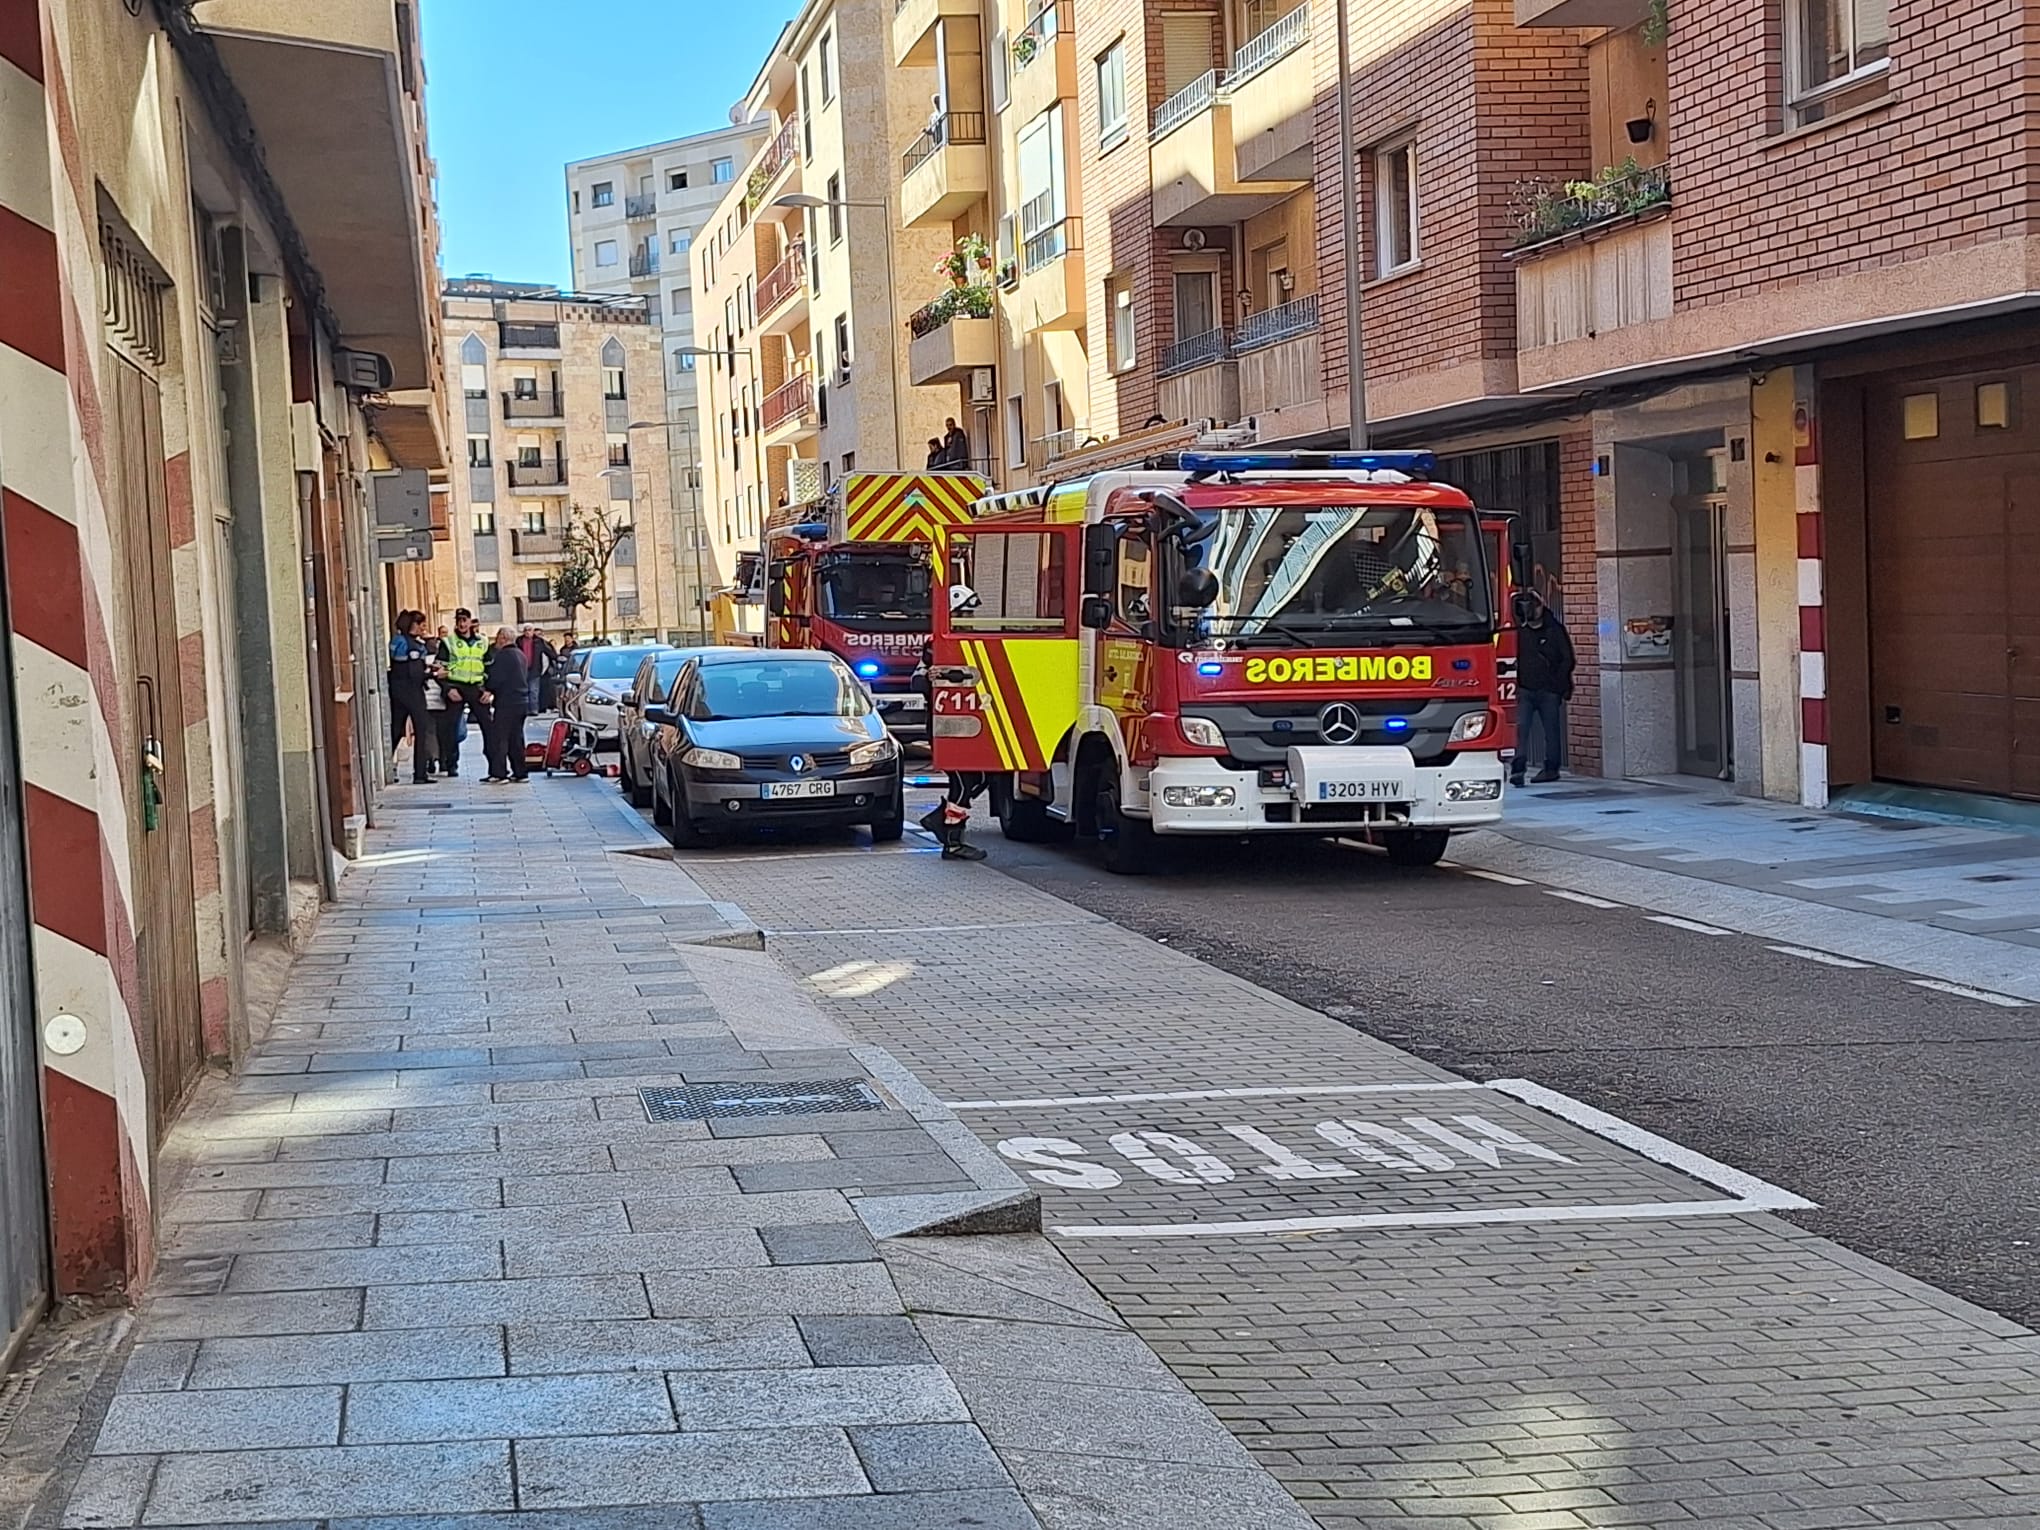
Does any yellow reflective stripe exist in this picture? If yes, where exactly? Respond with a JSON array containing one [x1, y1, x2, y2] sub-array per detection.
[[965, 641, 1023, 770]]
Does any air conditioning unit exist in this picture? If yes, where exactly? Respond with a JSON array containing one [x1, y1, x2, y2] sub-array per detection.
[[968, 367, 996, 405], [334, 348, 393, 392]]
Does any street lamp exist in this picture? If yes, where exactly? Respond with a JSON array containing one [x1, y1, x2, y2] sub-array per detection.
[[674, 344, 771, 645], [1335, 0, 1369, 450], [770, 191, 906, 467]]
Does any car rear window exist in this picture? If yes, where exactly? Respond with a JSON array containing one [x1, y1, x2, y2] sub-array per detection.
[[588, 649, 655, 680]]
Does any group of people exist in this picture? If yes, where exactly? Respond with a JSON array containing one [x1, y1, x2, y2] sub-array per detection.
[[386, 613, 575, 786], [923, 418, 971, 471]]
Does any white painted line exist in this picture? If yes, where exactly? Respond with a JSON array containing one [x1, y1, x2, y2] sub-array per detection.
[[1767, 944, 1871, 969], [1462, 868, 1531, 886], [1053, 1197, 1772, 1239], [1485, 1079, 1817, 1211], [1545, 889, 1623, 910], [947, 1081, 1484, 1111], [1909, 978, 2029, 1009], [1649, 915, 1732, 936]]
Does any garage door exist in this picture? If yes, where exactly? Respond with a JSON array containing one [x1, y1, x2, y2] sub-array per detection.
[[1866, 367, 2040, 801]]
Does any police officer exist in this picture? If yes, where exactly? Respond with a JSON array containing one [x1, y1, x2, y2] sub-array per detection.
[[387, 611, 433, 784], [436, 608, 491, 780]]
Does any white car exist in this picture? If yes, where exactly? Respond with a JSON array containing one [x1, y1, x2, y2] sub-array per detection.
[[567, 644, 670, 746]]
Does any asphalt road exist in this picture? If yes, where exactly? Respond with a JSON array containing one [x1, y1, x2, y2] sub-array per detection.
[[971, 820, 2040, 1328]]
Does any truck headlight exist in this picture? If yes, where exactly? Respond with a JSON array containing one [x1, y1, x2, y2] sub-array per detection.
[[1162, 784, 1236, 808], [1178, 715, 1225, 748], [681, 746, 743, 770], [848, 737, 898, 767], [1445, 779, 1502, 802], [1448, 710, 1493, 744]]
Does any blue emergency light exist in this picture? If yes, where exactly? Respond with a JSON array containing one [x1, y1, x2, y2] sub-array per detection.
[[854, 660, 883, 679], [1177, 450, 1437, 477], [1383, 717, 1411, 733], [1196, 661, 1224, 676]]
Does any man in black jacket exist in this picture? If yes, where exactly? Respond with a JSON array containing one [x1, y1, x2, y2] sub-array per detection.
[[386, 611, 433, 783], [482, 628, 531, 784], [1511, 590, 1575, 788]]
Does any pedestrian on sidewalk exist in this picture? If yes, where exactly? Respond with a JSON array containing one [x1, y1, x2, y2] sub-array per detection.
[[436, 608, 490, 779], [517, 624, 555, 714], [1511, 589, 1575, 787], [482, 628, 531, 784], [420, 667, 446, 777], [386, 610, 433, 784]]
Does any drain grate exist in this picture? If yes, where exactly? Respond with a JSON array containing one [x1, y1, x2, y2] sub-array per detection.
[[640, 1079, 885, 1122]]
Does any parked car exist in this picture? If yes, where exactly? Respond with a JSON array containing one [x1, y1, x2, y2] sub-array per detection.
[[566, 643, 671, 747], [648, 650, 903, 848], [617, 646, 749, 808]]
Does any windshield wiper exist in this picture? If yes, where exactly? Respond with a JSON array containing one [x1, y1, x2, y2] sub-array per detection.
[[1193, 615, 1314, 646]]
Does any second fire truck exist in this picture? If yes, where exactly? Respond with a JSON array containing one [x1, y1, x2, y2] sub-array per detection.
[[929, 450, 1513, 872]]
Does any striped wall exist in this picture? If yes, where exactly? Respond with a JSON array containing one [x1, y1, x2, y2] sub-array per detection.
[[1795, 402, 1827, 810]]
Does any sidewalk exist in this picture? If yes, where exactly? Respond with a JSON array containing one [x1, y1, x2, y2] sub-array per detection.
[[1452, 776, 2040, 1001], [55, 778, 1313, 1529]]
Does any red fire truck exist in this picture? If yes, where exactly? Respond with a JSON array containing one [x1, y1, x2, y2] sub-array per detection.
[[764, 470, 987, 740], [930, 450, 1511, 872]]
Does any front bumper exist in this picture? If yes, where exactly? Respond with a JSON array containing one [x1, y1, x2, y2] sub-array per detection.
[[1145, 749, 1505, 834], [678, 766, 900, 825]]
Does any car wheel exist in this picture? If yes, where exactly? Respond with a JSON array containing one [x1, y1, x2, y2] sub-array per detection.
[[651, 764, 672, 826], [869, 777, 905, 843], [995, 780, 1073, 843], [1094, 762, 1159, 876], [1382, 828, 1450, 867], [617, 739, 635, 795], [628, 752, 654, 809], [664, 771, 711, 848]]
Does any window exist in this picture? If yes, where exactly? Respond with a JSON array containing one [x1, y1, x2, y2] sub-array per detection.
[[526, 577, 551, 603], [595, 239, 619, 268], [833, 314, 851, 375], [1373, 137, 1419, 276], [1978, 381, 2013, 430], [669, 169, 688, 190], [991, 30, 1009, 111], [603, 366, 627, 400], [674, 348, 697, 374], [826, 175, 844, 243], [1786, 0, 1890, 125], [608, 433, 631, 467], [711, 157, 734, 184], [1108, 275, 1135, 371], [950, 530, 1071, 633], [572, 190, 580, 214], [516, 443, 543, 468], [1902, 392, 1939, 441], [669, 229, 691, 256], [511, 374, 538, 399], [1173, 267, 1217, 339], [466, 436, 491, 467], [818, 31, 834, 102], [801, 68, 814, 159], [522, 505, 546, 533], [646, 294, 662, 323], [471, 506, 496, 537], [591, 181, 614, 207], [1004, 396, 1024, 475], [477, 579, 500, 606], [1096, 42, 1127, 146]]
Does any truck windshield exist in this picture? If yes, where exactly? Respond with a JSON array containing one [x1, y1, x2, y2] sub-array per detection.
[[816, 554, 932, 630], [1187, 504, 1491, 642]]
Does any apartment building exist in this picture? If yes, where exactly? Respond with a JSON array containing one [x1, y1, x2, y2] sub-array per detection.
[[692, 0, 956, 600], [566, 120, 769, 623], [0, 0, 444, 1336], [438, 281, 686, 641]]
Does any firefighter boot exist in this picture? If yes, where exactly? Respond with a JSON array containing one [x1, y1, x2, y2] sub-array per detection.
[[939, 803, 987, 862], [917, 804, 948, 838]]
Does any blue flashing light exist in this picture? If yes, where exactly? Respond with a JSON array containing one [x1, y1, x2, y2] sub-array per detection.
[[1178, 450, 1438, 476], [1452, 658, 1472, 671], [854, 660, 883, 679], [1196, 661, 1224, 676], [1383, 717, 1412, 733]]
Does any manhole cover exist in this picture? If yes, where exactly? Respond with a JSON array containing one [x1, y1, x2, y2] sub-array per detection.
[[640, 1079, 885, 1122]]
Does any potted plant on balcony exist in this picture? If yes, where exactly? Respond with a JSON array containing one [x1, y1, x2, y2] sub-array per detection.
[[1012, 32, 1039, 66]]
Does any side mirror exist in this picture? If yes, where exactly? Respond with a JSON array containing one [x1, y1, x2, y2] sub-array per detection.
[[621, 690, 639, 709], [1080, 594, 1114, 631], [643, 704, 673, 727], [767, 585, 787, 616], [1177, 568, 1220, 610], [1082, 522, 1119, 597]]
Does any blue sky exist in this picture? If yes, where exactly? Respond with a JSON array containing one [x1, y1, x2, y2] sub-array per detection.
[[422, 0, 792, 287]]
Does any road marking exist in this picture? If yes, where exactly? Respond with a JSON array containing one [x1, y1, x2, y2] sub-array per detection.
[[1767, 944, 1871, 969], [1485, 1079, 1816, 1210], [1909, 979, 2029, 1008], [1054, 1198, 1787, 1240], [1546, 889, 1623, 910], [1649, 915, 1732, 936], [948, 1081, 1484, 1111], [1461, 868, 1531, 886]]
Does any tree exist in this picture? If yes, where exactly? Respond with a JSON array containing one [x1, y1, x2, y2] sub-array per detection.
[[555, 501, 634, 640]]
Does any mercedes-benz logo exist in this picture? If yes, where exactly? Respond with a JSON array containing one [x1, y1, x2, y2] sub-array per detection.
[[1318, 702, 1362, 745], [789, 754, 810, 773]]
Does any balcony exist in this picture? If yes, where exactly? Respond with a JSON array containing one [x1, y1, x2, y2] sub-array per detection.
[[1010, 196, 1082, 332], [1158, 328, 1240, 427], [761, 373, 818, 442], [515, 598, 566, 624], [614, 593, 642, 621], [629, 248, 659, 278], [499, 322, 561, 356], [900, 113, 989, 229], [893, 0, 978, 67], [1009, 1, 1075, 123], [510, 529, 563, 560], [757, 242, 808, 330], [507, 459, 567, 491], [1514, 215, 1674, 390], [1235, 295, 1323, 424], [745, 116, 803, 216], [1227, 7, 1314, 183], [500, 390, 564, 422], [908, 300, 996, 386], [625, 192, 657, 219], [1150, 72, 1302, 226], [1515, 0, 1651, 23]]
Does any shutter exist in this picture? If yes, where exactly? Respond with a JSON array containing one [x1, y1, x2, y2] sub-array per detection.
[[1162, 13, 1217, 97]]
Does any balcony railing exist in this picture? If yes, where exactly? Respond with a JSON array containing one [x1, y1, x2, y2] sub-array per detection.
[[629, 249, 659, 277], [508, 460, 566, 487], [1011, 1, 1068, 71], [1230, 5, 1309, 86], [762, 373, 815, 432], [1159, 327, 1232, 377], [1152, 70, 1224, 141], [1022, 213, 1077, 275], [902, 112, 987, 177], [1509, 162, 1671, 252], [501, 390, 564, 420], [746, 116, 803, 212], [499, 322, 560, 351], [614, 593, 642, 620], [510, 529, 563, 556], [625, 192, 657, 219], [909, 285, 993, 336], [1233, 293, 1318, 353], [757, 241, 808, 318]]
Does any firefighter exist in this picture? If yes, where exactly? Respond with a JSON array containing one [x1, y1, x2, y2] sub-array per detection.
[[914, 584, 988, 862], [435, 608, 491, 779]]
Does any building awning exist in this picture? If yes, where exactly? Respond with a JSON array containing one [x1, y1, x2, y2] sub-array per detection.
[[366, 389, 447, 472]]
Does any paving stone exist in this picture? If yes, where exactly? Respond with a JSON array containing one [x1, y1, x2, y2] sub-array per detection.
[[732, 1158, 973, 1194], [502, 1166, 739, 1206], [963, 1375, 1261, 1471], [374, 1203, 630, 1246], [95, 1384, 343, 1454], [330, 1512, 701, 1530], [343, 1374, 677, 1443], [915, 1315, 1181, 1392], [141, 1441, 514, 1522], [627, 1189, 858, 1233], [116, 1342, 199, 1394], [511, 1429, 870, 1509], [138, 1288, 364, 1341], [758, 1224, 879, 1266], [187, 1327, 506, 1389], [383, 1146, 615, 1181], [162, 1214, 377, 1258], [646, 1264, 901, 1319], [999, 1448, 1319, 1530], [363, 1273, 648, 1330], [226, 1242, 502, 1293], [846, 1424, 1011, 1494], [253, 1181, 502, 1218], [508, 1316, 810, 1375], [698, 1489, 1041, 1530], [706, 1110, 921, 1139], [669, 1365, 966, 1430], [502, 1229, 767, 1278], [606, 1136, 834, 1171], [59, 1453, 156, 1527], [798, 1316, 935, 1368]]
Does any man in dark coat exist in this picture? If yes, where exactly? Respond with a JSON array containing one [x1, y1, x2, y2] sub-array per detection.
[[482, 628, 531, 784], [386, 611, 433, 783], [1511, 590, 1576, 787]]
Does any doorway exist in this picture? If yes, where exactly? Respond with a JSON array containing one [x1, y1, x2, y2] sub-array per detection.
[[1672, 449, 1732, 778]]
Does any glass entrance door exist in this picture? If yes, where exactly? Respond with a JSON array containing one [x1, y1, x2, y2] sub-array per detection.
[[1673, 486, 1733, 779]]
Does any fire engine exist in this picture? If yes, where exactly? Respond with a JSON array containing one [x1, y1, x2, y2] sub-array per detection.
[[929, 449, 1514, 873], [763, 469, 988, 740]]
